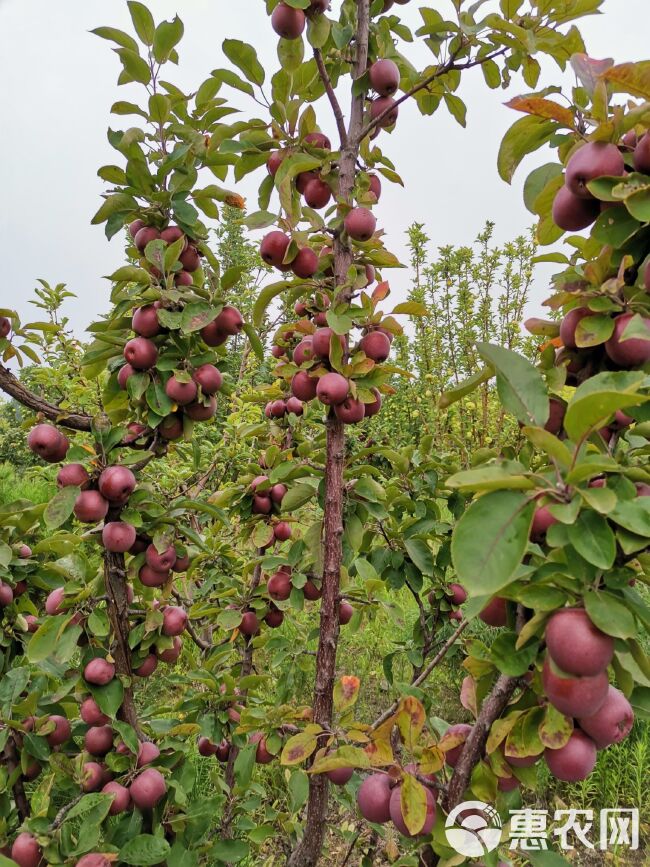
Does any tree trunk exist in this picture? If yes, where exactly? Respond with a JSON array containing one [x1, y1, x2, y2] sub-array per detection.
[[287, 416, 345, 867]]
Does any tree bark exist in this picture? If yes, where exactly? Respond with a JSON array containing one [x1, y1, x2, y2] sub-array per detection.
[[288, 5, 370, 865], [0, 363, 92, 431], [103, 548, 140, 732]]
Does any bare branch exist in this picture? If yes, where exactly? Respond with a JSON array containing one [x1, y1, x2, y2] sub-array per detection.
[[314, 48, 348, 148], [0, 362, 92, 431]]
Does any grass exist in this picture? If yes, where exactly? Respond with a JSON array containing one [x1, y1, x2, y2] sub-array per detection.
[[0, 461, 54, 505]]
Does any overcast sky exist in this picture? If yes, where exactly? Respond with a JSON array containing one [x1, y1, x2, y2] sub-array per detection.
[[0, 0, 647, 339]]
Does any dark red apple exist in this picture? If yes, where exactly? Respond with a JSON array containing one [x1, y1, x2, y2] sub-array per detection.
[[545, 729, 597, 782], [98, 466, 137, 503], [577, 685, 634, 748], [81, 697, 110, 726], [344, 208, 377, 242], [84, 658, 115, 686], [129, 767, 167, 809], [57, 463, 90, 489], [478, 597, 507, 627], [334, 397, 365, 424], [193, 364, 222, 394], [162, 606, 187, 637], [369, 59, 400, 96], [261, 231, 291, 268], [370, 96, 398, 127], [357, 773, 393, 823], [605, 313, 650, 367], [389, 781, 436, 836], [565, 142, 625, 199], [316, 372, 349, 406], [292, 371, 318, 401], [542, 656, 609, 718], [74, 491, 109, 523], [292, 247, 319, 278], [545, 608, 614, 677], [102, 522, 137, 553], [339, 601, 354, 624], [102, 781, 132, 815], [124, 337, 158, 370], [85, 725, 114, 757], [132, 305, 161, 338], [165, 375, 198, 406], [271, 2, 305, 39]]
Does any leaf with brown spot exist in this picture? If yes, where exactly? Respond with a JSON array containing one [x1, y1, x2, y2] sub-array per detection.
[[539, 703, 573, 749], [419, 746, 444, 774], [395, 696, 426, 750], [460, 675, 477, 717], [604, 61, 650, 99], [438, 729, 469, 755], [505, 96, 574, 128], [486, 711, 524, 754], [401, 773, 427, 837], [364, 735, 395, 767], [309, 745, 370, 774], [333, 675, 361, 713], [280, 731, 318, 766], [504, 706, 545, 758]]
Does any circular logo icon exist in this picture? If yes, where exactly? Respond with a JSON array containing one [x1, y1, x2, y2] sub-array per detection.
[[445, 800, 503, 858]]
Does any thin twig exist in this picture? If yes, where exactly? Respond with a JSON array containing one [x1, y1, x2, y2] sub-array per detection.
[[314, 48, 348, 148]]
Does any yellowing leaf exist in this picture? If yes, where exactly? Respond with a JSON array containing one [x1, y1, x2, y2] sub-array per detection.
[[280, 732, 318, 766], [401, 773, 427, 836], [309, 745, 369, 774], [395, 696, 426, 750], [333, 676, 361, 713], [505, 96, 575, 128], [419, 746, 445, 774]]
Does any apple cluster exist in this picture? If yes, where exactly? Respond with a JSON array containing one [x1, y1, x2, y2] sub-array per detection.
[[116, 220, 244, 439]]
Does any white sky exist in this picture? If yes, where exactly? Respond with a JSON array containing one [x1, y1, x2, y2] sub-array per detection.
[[0, 0, 647, 338]]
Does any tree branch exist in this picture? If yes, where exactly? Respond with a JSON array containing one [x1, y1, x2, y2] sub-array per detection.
[[357, 46, 508, 142], [0, 362, 92, 431], [314, 48, 348, 148], [369, 618, 469, 731]]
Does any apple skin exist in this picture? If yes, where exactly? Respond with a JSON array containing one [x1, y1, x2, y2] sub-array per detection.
[[165, 375, 198, 406], [74, 490, 109, 524], [292, 247, 319, 278], [444, 723, 473, 767], [102, 781, 132, 815], [265, 607, 284, 628], [360, 330, 391, 362], [326, 765, 354, 785], [542, 656, 609, 718], [214, 305, 244, 336], [124, 336, 158, 370], [11, 833, 43, 867], [479, 597, 507, 627], [505, 751, 542, 768], [577, 685, 634, 749], [46, 714, 71, 747], [344, 207, 377, 242], [146, 544, 177, 572], [99, 466, 137, 505], [80, 697, 110, 727], [27, 424, 69, 463], [0, 316, 10, 338], [545, 608, 614, 677], [267, 150, 285, 176], [193, 364, 222, 394], [271, 2, 306, 39], [292, 371, 318, 401], [565, 142, 625, 199], [545, 398, 566, 435], [118, 363, 135, 389], [45, 587, 66, 615], [559, 306, 591, 349], [134, 654, 158, 677], [162, 606, 188, 637], [286, 396, 304, 415], [260, 231, 291, 268], [293, 337, 315, 366], [132, 304, 161, 338], [250, 732, 273, 764], [312, 327, 344, 360], [545, 729, 597, 782], [186, 397, 217, 421], [134, 226, 160, 252], [180, 245, 201, 272], [84, 658, 116, 686], [200, 320, 228, 347], [334, 397, 366, 424], [389, 781, 436, 837], [339, 601, 354, 624], [368, 175, 382, 200], [369, 59, 400, 96], [530, 504, 558, 541], [605, 313, 650, 367], [139, 565, 170, 588], [316, 372, 349, 406], [448, 583, 467, 605], [158, 636, 182, 663], [137, 741, 161, 767], [57, 463, 90, 489], [85, 725, 114, 757], [357, 773, 393, 823], [198, 736, 219, 757], [129, 767, 167, 809], [0, 582, 13, 606], [552, 185, 599, 231], [240, 610, 260, 637], [268, 571, 292, 601], [304, 131, 331, 149], [216, 740, 231, 762], [273, 522, 292, 542], [303, 178, 332, 209], [303, 579, 322, 601], [364, 388, 382, 417], [102, 522, 137, 553], [370, 96, 398, 127], [252, 494, 272, 515]]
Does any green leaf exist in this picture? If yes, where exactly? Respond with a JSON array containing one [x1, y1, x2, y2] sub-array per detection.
[[439, 365, 495, 408], [27, 616, 66, 663], [498, 115, 557, 183], [574, 314, 615, 348], [281, 483, 317, 511], [447, 465, 536, 492], [223, 39, 265, 86], [451, 491, 534, 596], [91, 26, 139, 52], [404, 539, 434, 575], [153, 16, 184, 63], [584, 590, 637, 638], [211, 839, 250, 863], [127, 1, 155, 44], [120, 835, 171, 865], [44, 485, 79, 529], [523, 163, 563, 214], [476, 342, 549, 426], [609, 497, 650, 535], [89, 678, 124, 717], [564, 371, 648, 440], [566, 510, 616, 569], [115, 48, 151, 84], [252, 280, 293, 327], [521, 427, 572, 468], [149, 93, 170, 124]]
